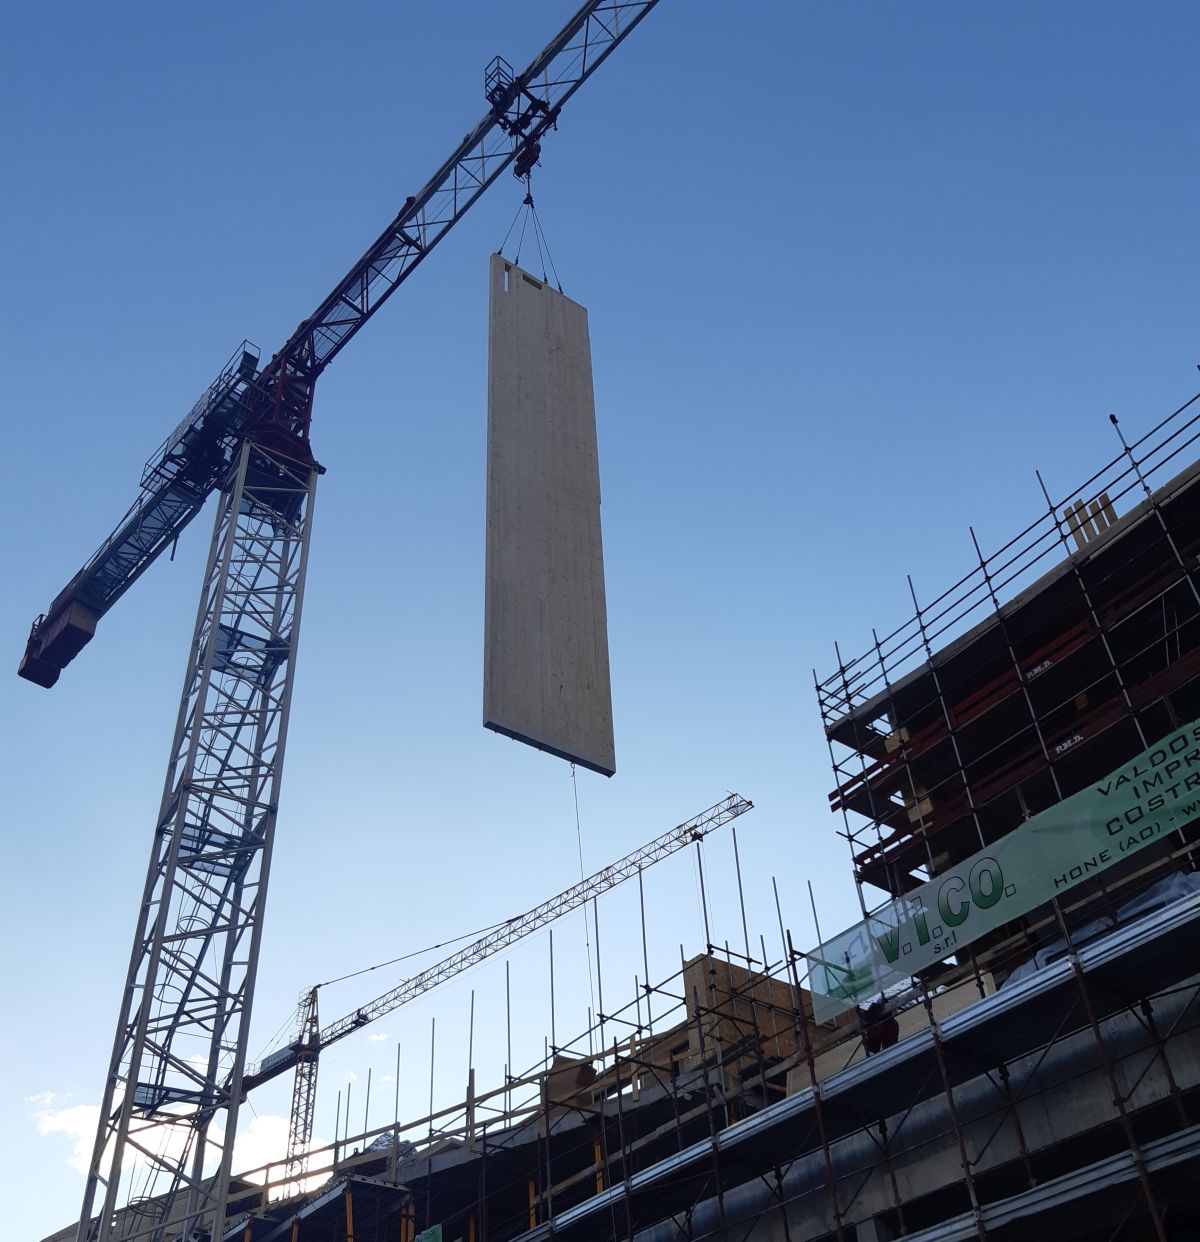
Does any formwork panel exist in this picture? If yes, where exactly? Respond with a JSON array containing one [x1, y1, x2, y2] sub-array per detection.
[[484, 254, 615, 776]]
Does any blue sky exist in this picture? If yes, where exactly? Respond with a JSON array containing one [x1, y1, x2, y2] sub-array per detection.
[[2, 2, 1196, 1236]]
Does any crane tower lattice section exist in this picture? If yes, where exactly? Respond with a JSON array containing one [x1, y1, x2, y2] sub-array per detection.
[[79, 434, 319, 1240]]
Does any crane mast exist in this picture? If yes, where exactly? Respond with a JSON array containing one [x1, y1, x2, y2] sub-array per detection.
[[39, 4, 664, 1240], [78, 433, 320, 1241], [237, 793, 754, 1179]]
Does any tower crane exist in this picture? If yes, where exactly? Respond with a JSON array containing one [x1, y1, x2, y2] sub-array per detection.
[[238, 793, 753, 1181], [18, 5, 662, 1240]]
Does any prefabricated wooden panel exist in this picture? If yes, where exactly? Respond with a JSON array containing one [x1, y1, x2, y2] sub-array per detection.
[[484, 254, 615, 777]]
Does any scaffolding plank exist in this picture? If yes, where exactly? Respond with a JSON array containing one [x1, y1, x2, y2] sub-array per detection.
[[484, 255, 615, 777]]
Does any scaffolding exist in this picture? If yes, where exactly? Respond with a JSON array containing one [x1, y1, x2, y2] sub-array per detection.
[[816, 390, 1200, 952], [53, 389, 1200, 1242], [170, 889, 1200, 1242], [52, 813, 1200, 1242]]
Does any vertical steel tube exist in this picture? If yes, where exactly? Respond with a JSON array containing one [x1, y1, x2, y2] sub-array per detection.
[[781, 919, 844, 1242], [549, 930, 556, 1051], [1052, 900, 1167, 1241], [732, 825, 752, 965], [638, 866, 653, 1036], [694, 840, 712, 949]]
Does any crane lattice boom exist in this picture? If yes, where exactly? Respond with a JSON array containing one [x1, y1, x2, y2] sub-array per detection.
[[19, 0, 661, 689], [245, 793, 753, 1094], [249, 793, 752, 1180], [326, 794, 753, 1043]]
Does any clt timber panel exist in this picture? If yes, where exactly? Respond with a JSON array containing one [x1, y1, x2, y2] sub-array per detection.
[[484, 254, 615, 777]]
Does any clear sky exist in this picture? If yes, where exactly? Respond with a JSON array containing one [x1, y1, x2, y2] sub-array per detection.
[[2, 2, 1196, 1237]]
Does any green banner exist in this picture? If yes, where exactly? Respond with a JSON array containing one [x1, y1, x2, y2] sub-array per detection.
[[810, 717, 1200, 1021]]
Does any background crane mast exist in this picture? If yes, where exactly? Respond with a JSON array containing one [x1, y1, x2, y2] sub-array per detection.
[[16, 5, 663, 1240]]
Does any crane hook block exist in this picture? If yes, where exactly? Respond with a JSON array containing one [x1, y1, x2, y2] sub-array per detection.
[[513, 138, 542, 181]]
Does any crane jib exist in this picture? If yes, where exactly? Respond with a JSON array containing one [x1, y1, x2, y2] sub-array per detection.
[[18, 343, 265, 686], [239, 793, 752, 1104]]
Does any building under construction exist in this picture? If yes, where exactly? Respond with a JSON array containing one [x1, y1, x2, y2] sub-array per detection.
[[45, 395, 1200, 1242], [18, 4, 1199, 1239]]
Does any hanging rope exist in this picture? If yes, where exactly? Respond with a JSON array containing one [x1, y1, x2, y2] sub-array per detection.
[[310, 915, 512, 993], [499, 188, 535, 267], [497, 176, 564, 291], [499, 192, 527, 256], [515, 196, 533, 270], [572, 762, 598, 1045], [528, 194, 563, 291], [251, 1004, 308, 1065]]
